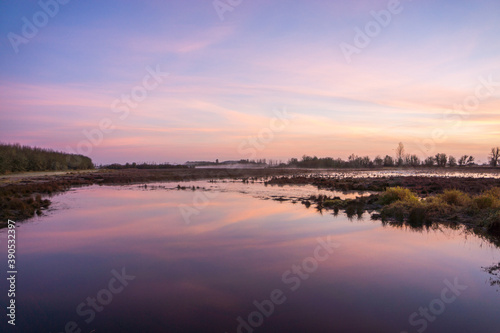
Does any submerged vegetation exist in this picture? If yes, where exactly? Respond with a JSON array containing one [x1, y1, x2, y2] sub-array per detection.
[[483, 263, 500, 289]]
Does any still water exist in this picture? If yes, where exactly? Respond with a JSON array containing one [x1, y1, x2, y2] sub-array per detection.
[[1, 182, 499, 333]]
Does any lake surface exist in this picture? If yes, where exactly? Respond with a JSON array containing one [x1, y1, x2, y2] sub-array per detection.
[[1, 182, 500, 333]]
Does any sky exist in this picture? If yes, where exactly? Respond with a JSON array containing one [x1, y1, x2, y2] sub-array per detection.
[[0, 0, 499, 164]]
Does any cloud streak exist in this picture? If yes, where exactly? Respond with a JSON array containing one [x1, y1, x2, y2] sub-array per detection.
[[1, 0, 499, 163]]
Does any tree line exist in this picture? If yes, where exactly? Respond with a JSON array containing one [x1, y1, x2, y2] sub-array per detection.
[[102, 162, 188, 170], [286, 143, 500, 169], [0, 143, 94, 174]]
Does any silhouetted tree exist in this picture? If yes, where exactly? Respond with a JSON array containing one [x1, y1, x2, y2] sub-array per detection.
[[404, 154, 421, 167], [410, 155, 421, 167], [348, 154, 368, 168], [458, 155, 468, 166], [448, 156, 457, 167], [374, 155, 383, 167], [103, 162, 186, 170], [490, 147, 500, 167], [383, 155, 394, 167], [435, 153, 447, 167], [361, 156, 371, 167], [424, 156, 435, 166], [0, 143, 93, 174], [395, 142, 405, 166]]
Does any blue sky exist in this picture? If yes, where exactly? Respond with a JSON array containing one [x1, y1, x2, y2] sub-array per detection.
[[1, 0, 499, 164]]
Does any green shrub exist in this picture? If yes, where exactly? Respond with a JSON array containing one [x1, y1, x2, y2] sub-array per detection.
[[473, 195, 495, 209], [485, 187, 500, 199], [323, 199, 344, 208], [424, 197, 454, 215], [382, 200, 424, 223], [379, 187, 418, 205], [376, 186, 500, 235], [438, 189, 471, 206], [382, 201, 408, 222]]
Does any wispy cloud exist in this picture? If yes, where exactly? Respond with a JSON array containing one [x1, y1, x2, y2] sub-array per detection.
[[1, 0, 499, 163]]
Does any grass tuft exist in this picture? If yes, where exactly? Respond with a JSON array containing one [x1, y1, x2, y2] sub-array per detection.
[[438, 189, 471, 206], [378, 186, 500, 235], [379, 187, 418, 205]]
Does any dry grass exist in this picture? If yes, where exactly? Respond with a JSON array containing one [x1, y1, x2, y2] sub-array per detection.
[[379, 186, 419, 205], [379, 187, 500, 235], [439, 189, 471, 206]]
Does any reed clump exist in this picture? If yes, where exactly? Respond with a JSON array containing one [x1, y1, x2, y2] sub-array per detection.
[[379, 186, 419, 205], [380, 187, 500, 234]]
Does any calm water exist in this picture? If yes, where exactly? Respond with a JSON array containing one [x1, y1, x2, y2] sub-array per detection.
[[1, 182, 500, 333]]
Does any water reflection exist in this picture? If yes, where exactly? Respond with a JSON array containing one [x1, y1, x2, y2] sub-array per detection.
[[0, 184, 499, 332], [135, 179, 372, 200], [483, 263, 500, 290]]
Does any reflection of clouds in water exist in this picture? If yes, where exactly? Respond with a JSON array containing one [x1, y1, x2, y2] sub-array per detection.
[[3, 184, 500, 332], [138, 180, 372, 201]]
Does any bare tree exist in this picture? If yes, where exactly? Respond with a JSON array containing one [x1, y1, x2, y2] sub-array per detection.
[[458, 155, 468, 166], [404, 154, 420, 167], [395, 142, 405, 166], [490, 147, 500, 167]]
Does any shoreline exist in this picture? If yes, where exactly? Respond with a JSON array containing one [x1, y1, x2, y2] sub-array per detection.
[[2, 168, 500, 240], [0, 168, 311, 224]]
